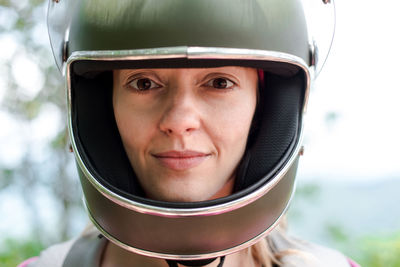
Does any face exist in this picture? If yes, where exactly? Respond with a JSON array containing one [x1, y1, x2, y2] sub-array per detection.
[[113, 67, 258, 202]]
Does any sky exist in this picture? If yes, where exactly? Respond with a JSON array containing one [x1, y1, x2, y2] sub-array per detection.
[[297, 0, 400, 182]]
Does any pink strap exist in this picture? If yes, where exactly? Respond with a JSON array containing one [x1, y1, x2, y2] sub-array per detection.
[[348, 258, 361, 267], [17, 257, 38, 267]]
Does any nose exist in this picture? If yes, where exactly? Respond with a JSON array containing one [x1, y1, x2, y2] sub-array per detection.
[[158, 89, 201, 136]]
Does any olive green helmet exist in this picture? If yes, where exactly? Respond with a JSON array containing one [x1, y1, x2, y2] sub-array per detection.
[[47, 0, 334, 261]]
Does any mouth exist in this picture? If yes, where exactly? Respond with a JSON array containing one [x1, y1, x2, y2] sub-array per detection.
[[152, 150, 211, 171]]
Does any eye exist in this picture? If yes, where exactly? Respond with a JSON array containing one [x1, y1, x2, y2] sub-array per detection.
[[126, 77, 161, 92], [205, 77, 235, 89]]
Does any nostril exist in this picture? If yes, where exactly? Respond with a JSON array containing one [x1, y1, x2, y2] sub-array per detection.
[[163, 127, 194, 135]]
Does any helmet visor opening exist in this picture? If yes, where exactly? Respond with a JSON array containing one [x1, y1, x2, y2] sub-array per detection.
[[69, 57, 307, 209]]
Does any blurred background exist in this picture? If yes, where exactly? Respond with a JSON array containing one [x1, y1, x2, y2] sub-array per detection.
[[0, 0, 399, 266]]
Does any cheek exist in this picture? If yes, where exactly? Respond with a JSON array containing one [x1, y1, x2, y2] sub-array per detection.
[[208, 92, 257, 154], [226, 108, 254, 149], [113, 95, 155, 160]]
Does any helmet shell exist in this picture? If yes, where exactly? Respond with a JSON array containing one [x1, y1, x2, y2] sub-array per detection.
[[49, 0, 311, 71]]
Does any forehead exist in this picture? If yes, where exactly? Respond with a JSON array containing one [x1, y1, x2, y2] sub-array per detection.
[[115, 66, 258, 79]]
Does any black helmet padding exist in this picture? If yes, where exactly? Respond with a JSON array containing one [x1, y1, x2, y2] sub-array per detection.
[[235, 71, 303, 190]]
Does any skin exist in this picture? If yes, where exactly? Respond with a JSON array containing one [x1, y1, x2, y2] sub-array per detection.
[[112, 67, 258, 202], [105, 66, 259, 266]]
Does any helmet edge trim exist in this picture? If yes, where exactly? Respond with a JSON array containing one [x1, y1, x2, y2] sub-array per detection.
[[83, 174, 297, 260]]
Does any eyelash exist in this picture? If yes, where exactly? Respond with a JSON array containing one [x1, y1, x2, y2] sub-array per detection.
[[204, 77, 236, 90], [124, 76, 161, 93]]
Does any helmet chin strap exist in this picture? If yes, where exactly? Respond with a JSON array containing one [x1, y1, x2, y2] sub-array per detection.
[[166, 256, 225, 267]]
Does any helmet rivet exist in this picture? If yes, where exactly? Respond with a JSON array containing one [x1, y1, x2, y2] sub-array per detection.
[[322, 0, 331, 4], [69, 144, 73, 153], [299, 146, 305, 156], [53, 0, 60, 3]]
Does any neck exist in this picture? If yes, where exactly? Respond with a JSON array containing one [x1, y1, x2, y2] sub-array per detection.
[[101, 241, 259, 267]]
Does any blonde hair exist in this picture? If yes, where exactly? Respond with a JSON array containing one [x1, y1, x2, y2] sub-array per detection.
[[250, 216, 321, 267], [249, 217, 289, 267], [250, 239, 279, 267]]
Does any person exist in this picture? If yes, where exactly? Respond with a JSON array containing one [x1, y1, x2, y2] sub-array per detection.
[[19, 0, 360, 266]]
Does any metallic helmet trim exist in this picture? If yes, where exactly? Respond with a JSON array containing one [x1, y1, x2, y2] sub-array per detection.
[[66, 47, 310, 217]]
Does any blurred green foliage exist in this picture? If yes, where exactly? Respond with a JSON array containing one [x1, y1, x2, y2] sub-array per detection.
[[0, 0, 83, 255], [352, 232, 400, 267], [326, 225, 400, 266], [289, 182, 400, 267], [0, 238, 44, 267]]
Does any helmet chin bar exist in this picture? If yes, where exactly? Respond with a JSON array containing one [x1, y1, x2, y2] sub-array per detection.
[[79, 156, 299, 260]]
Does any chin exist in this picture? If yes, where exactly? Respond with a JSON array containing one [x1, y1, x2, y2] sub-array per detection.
[[153, 188, 214, 203]]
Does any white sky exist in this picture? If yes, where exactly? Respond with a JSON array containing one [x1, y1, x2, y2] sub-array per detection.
[[298, 0, 400, 182]]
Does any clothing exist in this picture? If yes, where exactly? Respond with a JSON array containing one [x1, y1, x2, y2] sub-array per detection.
[[18, 239, 75, 267], [17, 257, 38, 267], [21, 225, 360, 267]]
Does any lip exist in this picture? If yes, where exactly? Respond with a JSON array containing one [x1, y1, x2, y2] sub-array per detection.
[[152, 150, 211, 171]]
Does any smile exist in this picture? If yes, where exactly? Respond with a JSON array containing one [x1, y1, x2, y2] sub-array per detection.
[[152, 150, 211, 171]]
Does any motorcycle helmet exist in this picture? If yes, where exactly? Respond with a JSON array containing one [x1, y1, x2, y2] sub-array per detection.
[[47, 0, 335, 262]]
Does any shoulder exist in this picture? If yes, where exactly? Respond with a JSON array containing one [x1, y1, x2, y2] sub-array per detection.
[[24, 224, 101, 267], [268, 229, 353, 267], [24, 239, 76, 267]]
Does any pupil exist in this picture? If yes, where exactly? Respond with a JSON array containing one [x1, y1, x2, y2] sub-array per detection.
[[213, 78, 227, 88], [137, 78, 151, 90]]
